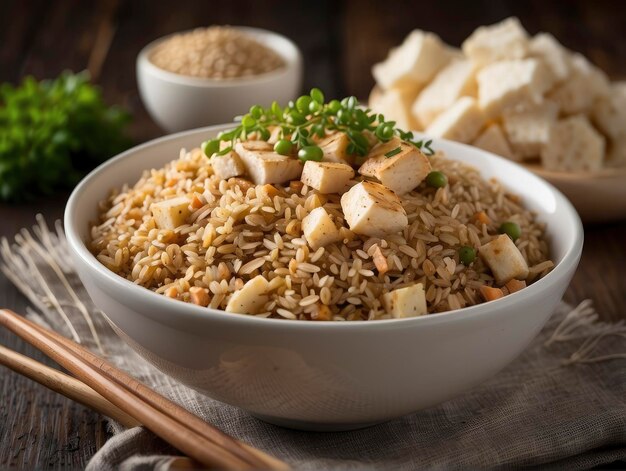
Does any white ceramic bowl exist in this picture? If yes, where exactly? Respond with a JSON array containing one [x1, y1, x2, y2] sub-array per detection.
[[65, 125, 583, 431], [137, 27, 303, 132]]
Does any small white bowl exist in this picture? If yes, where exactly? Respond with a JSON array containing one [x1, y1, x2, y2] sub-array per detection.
[[65, 126, 582, 431], [523, 164, 626, 223], [137, 27, 303, 132]]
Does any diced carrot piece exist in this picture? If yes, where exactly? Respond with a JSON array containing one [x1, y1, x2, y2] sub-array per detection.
[[164, 286, 178, 298], [505, 279, 526, 293], [474, 211, 491, 225], [372, 246, 389, 275], [231, 177, 254, 191], [311, 304, 332, 321], [290, 180, 304, 193], [479, 285, 504, 302], [190, 195, 204, 209], [189, 286, 210, 307], [260, 184, 280, 199]]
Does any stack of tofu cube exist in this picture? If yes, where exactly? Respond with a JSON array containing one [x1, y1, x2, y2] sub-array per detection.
[[370, 17, 626, 171]]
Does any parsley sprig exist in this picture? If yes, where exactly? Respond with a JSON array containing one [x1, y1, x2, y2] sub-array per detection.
[[0, 72, 131, 202], [201, 88, 434, 161]]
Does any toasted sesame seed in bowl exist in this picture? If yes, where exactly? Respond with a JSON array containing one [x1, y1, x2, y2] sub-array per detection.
[[149, 26, 286, 80]]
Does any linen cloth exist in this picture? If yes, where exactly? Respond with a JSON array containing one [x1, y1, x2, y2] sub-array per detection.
[[1, 217, 624, 470]]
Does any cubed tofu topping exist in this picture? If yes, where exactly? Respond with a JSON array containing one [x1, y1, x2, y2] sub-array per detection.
[[541, 115, 606, 172], [548, 54, 610, 115], [369, 86, 421, 131], [412, 58, 477, 127], [211, 150, 245, 180], [302, 207, 342, 249], [340, 181, 408, 237], [529, 33, 572, 83], [225, 275, 269, 314], [425, 97, 486, 143], [462, 17, 530, 66], [359, 138, 432, 194], [479, 234, 529, 284], [472, 123, 515, 160], [372, 30, 452, 90], [591, 82, 626, 140], [234, 141, 302, 185], [151, 196, 191, 230], [301, 160, 355, 194], [318, 132, 354, 165], [382, 283, 427, 318], [477, 59, 554, 118], [501, 100, 559, 159]]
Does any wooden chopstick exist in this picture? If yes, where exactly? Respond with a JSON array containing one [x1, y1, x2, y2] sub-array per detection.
[[0, 309, 289, 470], [0, 343, 140, 428]]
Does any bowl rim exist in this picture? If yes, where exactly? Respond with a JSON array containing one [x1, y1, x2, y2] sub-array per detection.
[[64, 124, 584, 331], [136, 26, 302, 88]]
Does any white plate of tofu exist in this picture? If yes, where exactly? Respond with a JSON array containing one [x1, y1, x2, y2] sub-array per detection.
[[369, 17, 626, 222]]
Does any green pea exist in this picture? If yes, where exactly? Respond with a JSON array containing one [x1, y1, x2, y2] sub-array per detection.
[[274, 139, 293, 155], [328, 100, 341, 114], [310, 88, 324, 104], [298, 145, 323, 162], [458, 246, 477, 265], [296, 96, 312, 114], [499, 221, 522, 241], [201, 139, 220, 157], [241, 115, 256, 128], [249, 105, 263, 119], [426, 171, 447, 188], [287, 111, 306, 125], [309, 100, 322, 113], [336, 109, 350, 125]]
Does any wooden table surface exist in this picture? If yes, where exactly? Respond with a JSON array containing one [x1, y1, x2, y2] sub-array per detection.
[[1, 0, 625, 468]]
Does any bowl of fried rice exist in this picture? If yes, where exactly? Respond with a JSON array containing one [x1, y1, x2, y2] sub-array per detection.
[[65, 103, 582, 430]]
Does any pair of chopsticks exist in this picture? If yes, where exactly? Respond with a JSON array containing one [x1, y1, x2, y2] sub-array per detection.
[[0, 309, 289, 470]]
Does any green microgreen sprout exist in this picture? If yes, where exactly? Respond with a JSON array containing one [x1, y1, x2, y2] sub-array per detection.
[[200, 88, 435, 161]]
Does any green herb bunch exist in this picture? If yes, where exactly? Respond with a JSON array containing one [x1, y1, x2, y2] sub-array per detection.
[[201, 88, 434, 162], [0, 72, 131, 202]]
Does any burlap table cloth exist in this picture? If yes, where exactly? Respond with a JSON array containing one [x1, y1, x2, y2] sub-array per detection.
[[1, 217, 624, 470]]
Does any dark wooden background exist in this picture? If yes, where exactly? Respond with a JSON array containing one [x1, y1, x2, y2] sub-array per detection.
[[1, 0, 625, 468]]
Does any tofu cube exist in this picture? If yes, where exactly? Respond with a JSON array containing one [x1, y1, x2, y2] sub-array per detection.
[[235, 141, 302, 185], [302, 207, 342, 249], [502, 100, 559, 159], [372, 30, 452, 90], [225, 275, 269, 314], [211, 150, 245, 180], [529, 33, 572, 83], [472, 124, 515, 160], [462, 17, 530, 66], [607, 135, 626, 168], [382, 283, 427, 318], [369, 86, 421, 131], [477, 59, 554, 118], [548, 54, 611, 115], [591, 82, 626, 140], [318, 132, 354, 165], [359, 138, 432, 194], [425, 97, 486, 143], [541, 115, 606, 172], [411, 58, 477, 127], [479, 234, 529, 284], [151, 196, 191, 230], [301, 161, 355, 194], [340, 181, 408, 237]]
